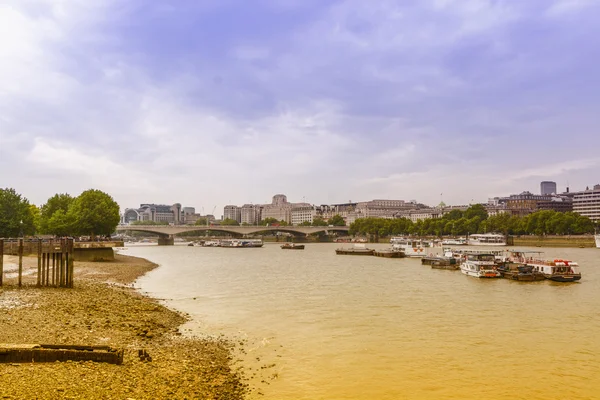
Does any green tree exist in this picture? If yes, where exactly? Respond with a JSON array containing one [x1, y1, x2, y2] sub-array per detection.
[[67, 189, 120, 236], [39, 193, 74, 234], [464, 204, 488, 221], [0, 188, 36, 237], [221, 218, 240, 226], [298, 221, 312, 226], [194, 217, 208, 226], [260, 217, 279, 226], [312, 217, 328, 226], [327, 214, 346, 226]]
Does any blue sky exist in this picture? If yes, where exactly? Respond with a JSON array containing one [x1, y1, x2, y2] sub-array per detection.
[[1, 0, 599, 214]]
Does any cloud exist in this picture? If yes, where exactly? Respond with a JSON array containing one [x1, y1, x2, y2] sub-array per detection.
[[1, 0, 599, 213]]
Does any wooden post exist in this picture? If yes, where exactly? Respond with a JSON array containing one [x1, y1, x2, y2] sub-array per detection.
[[42, 248, 46, 287], [18, 239, 23, 287], [37, 239, 42, 287], [60, 239, 65, 287], [0, 239, 4, 287], [52, 252, 56, 287], [68, 238, 74, 288]]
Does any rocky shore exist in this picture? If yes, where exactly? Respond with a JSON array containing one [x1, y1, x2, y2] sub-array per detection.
[[0, 254, 247, 399]]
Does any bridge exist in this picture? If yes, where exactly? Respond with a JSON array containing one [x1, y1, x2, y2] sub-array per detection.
[[115, 225, 350, 245]]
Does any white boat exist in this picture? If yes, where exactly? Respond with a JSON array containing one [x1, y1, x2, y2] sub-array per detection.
[[441, 237, 467, 245], [505, 251, 581, 282], [468, 233, 506, 246], [390, 237, 431, 257], [460, 253, 502, 278], [241, 239, 264, 248], [201, 240, 220, 247], [595, 234, 600, 248]]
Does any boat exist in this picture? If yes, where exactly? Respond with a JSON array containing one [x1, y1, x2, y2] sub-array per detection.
[[336, 244, 374, 256], [595, 234, 600, 248], [219, 239, 243, 248], [467, 233, 506, 246], [373, 249, 405, 258], [201, 240, 220, 247], [281, 243, 305, 250], [241, 239, 263, 248], [441, 237, 467, 246], [390, 237, 431, 257], [187, 242, 194, 247], [431, 259, 460, 270], [504, 251, 581, 282], [460, 253, 502, 278], [497, 263, 545, 281]]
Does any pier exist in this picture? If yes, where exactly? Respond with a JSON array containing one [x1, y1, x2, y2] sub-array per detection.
[[0, 238, 75, 288]]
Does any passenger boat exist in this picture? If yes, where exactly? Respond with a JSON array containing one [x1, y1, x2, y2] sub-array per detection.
[[373, 249, 405, 258], [336, 244, 374, 256], [390, 237, 431, 257], [460, 253, 502, 278], [201, 240, 220, 247], [467, 233, 506, 246], [281, 243, 305, 250], [441, 237, 467, 246], [504, 251, 581, 282], [241, 239, 264, 248]]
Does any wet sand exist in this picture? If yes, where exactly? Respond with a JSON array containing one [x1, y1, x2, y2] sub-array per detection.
[[0, 254, 247, 399]]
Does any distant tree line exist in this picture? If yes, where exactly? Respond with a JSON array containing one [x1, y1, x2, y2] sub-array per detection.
[[349, 204, 597, 238], [0, 188, 120, 238]]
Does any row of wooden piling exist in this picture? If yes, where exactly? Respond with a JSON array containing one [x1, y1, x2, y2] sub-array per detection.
[[0, 238, 74, 288]]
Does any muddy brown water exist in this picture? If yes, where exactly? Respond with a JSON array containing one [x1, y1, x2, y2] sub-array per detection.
[[122, 243, 600, 400]]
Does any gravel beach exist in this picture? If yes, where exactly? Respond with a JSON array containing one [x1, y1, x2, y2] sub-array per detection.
[[0, 253, 248, 399]]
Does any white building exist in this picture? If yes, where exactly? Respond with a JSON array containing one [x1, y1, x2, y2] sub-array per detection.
[[240, 204, 262, 225], [291, 205, 317, 225], [573, 185, 600, 222]]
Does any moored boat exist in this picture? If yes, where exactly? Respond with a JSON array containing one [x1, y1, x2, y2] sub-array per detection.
[[441, 237, 467, 246], [390, 237, 431, 257], [373, 249, 405, 258], [595, 234, 600, 248], [504, 251, 581, 282], [336, 244, 374, 256], [460, 253, 502, 278], [281, 243, 305, 250], [497, 263, 545, 281], [468, 233, 506, 246]]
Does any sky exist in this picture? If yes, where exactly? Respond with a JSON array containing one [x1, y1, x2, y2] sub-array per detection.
[[1, 0, 599, 215]]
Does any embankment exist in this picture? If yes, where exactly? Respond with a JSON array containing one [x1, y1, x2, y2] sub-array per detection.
[[507, 235, 595, 248]]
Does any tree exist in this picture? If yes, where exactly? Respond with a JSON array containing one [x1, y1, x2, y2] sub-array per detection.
[[195, 217, 208, 226], [260, 217, 279, 226], [298, 221, 312, 226], [67, 189, 120, 236], [39, 193, 74, 234], [0, 188, 36, 237], [312, 217, 328, 226], [464, 204, 488, 221], [328, 214, 346, 226], [221, 218, 240, 226]]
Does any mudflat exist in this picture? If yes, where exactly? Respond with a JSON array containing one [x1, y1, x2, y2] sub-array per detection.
[[0, 253, 247, 399]]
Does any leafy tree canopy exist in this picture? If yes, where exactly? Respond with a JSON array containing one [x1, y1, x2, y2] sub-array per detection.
[[0, 188, 36, 237], [221, 218, 240, 226], [260, 217, 279, 226], [39, 193, 74, 234], [67, 189, 120, 236], [327, 214, 346, 226], [312, 217, 328, 226]]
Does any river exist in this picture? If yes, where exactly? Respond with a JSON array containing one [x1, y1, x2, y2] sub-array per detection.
[[121, 243, 600, 400]]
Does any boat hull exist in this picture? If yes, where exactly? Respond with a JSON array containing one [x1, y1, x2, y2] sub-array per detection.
[[335, 249, 374, 256], [546, 274, 582, 282], [461, 269, 501, 278], [373, 250, 405, 258]]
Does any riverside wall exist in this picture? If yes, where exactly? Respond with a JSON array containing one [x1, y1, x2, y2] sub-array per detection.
[[507, 235, 596, 248]]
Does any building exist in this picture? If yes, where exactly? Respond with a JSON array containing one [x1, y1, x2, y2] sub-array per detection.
[[572, 184, 600, 222], [355, 199, 424, 219], [240, 204, 262, 225], [540, 181, 557, 195], [505, 192, 552, 216], [536, 197, 573, 213], [122, 203, 184, 224], [223, 205, 241, 223], [291, 205, 318, 225]]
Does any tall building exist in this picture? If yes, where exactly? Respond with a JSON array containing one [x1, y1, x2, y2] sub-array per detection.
[[291, 205, 317, 225], [572, 184, 600, 222], [122, 203, 185, 224], [223, 205, 241, 223], [240, 204, 262, 225], [541, 181, 557, 195]]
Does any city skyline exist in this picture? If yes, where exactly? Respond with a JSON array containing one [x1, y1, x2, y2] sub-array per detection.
[[1, 1, 599, 212]]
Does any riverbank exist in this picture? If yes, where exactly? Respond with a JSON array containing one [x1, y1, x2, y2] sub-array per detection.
[[0, 254, 247, 399]]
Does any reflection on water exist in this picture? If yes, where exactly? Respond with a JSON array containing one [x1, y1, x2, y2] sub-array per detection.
[[123, 244, 600, 400]]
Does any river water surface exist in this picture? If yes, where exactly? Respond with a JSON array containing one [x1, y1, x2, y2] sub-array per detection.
[[121, 244, 599, 400]]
